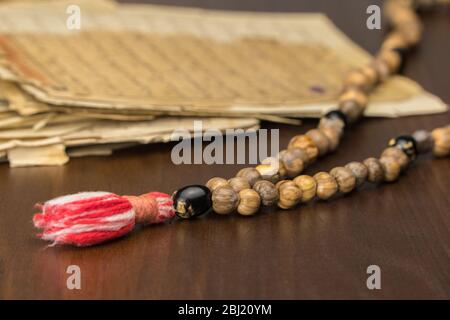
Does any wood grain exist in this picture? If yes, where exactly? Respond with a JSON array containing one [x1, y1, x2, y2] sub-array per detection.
[[0, 0, 449, 299]]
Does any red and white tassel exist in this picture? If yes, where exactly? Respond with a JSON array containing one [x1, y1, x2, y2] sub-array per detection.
[[33, 191, 175, 247]]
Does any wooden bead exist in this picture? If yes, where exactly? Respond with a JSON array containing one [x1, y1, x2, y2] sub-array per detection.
[[306, 129, 330, 156], [381, 147, 409, 170], [278, 160, 288, 179], [313, 172, 338, 200], [431, 127, 450, 157], [362, 157, 384, 183], [345, 161, 368, 187], [370, 59, 390, 82], [398, 13, 419, 28], [344, 70, 370, 92], [279, 148, 305, 178], [318, 117, 345, 137], [293, 175, 317, 202], [236, 167, 261, 187], [379, 156, 401, 182], [339, 89, 368, 110], [279, 148, 309, 165], [257, 157, 285, 180], [412, 130, 433, 153], [277, 181, 302, 209], [398, 22, 422, 46], [275, 179, 287, 189], [253, 180, 278, 206], [384, 1, 410, 21], [338, 100, 364, 123], [360, 65, 379, 88], [206, 177, 229, 192], [382, 32, 409, 51], [329, 167, 356, 193], [320, 127, 340, 151], [378, 49, 402, 73], [212, 185, 239, 215], [228, 177, 250, 193], [287, 135, 319, 163], [237, 189, 261, 216], [256, 162, 280, 184], [385, 3, 417, 27]]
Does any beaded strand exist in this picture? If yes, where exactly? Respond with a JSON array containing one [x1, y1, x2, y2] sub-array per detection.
[[173, 125, 449, 218], [173, 0, 450, 218], [180, 0, 429, 215]]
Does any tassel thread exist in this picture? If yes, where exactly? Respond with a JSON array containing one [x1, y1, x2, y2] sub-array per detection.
[[33, 191, 175, 247]]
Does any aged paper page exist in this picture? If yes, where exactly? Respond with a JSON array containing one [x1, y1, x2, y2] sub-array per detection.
[[7, 144, 69, 167], [0, 2, 445, 117], [0, 116, 259, 151], [0, 116, 259, 166]]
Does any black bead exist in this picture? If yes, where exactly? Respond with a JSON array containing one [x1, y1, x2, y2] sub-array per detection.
[[391, 48, 408, 73], [173, 185, 212, 219], [391, 47, 409, 59], [388, 135, 418, 159], [324, 110, 348, 127]]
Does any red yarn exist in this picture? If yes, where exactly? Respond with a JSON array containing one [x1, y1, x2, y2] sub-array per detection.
[[33, 191, 175, 247], [124, 192, 174, 224]]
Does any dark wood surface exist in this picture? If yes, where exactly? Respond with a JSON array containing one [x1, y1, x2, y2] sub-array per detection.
[[0, 0, 449, 299]]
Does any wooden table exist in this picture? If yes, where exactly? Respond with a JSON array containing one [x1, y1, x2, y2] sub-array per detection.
[[0, 0, 449, 299]]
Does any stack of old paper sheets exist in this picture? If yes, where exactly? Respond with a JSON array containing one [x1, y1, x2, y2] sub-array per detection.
[[0, 0, 446, 166]]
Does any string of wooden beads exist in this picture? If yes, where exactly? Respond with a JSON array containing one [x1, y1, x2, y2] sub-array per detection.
[[173, 125, 449, 218], [227, 0, 435, 192], [171, 1, 449, 218]]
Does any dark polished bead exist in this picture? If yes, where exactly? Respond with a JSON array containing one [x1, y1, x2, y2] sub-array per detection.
[[391, 48, 408, 73], [324, 110, 348, 127], [388, 135, 418, 159], [173, 185, 212, 219], [391, 47, 409, 59]]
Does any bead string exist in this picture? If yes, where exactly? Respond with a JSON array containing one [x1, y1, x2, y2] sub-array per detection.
[[173, 125, 449, 218], [173, 0, 450, 218]]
